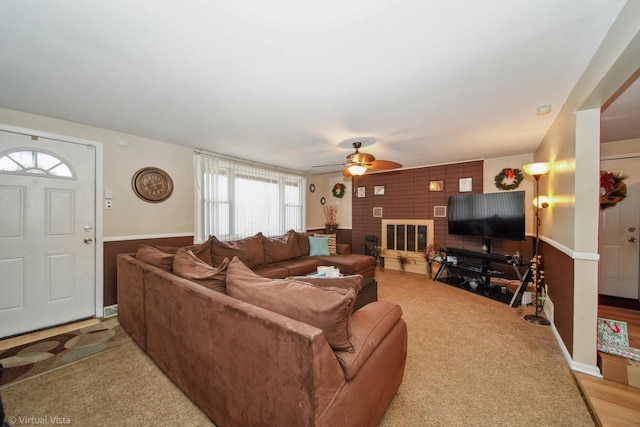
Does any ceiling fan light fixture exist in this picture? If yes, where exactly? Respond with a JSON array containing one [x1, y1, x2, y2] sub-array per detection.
[[347, 164, 367, 176]]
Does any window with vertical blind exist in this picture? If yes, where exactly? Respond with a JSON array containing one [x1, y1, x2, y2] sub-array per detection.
[[194, 152, 306, 242]]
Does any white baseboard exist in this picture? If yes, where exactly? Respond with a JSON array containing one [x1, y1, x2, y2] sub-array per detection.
[[571, 361, 603, 377], [550, 316, 602, 378]]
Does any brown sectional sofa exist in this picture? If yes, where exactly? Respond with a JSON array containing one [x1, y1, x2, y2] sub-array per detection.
[[117, 231, 407, 426], [211, 230, 377, 279]]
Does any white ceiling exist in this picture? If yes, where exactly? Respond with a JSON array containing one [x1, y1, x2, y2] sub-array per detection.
[[0, 1, 630, 174]]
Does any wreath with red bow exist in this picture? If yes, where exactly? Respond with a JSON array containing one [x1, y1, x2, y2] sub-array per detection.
[[332, 183, 346, 198], [494, 168, 524, 191], [600, 171, 627, 209]]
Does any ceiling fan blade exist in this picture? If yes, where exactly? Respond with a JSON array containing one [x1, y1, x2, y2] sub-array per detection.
[[312, 163, 347, 168], [368, 160, 402, 170]]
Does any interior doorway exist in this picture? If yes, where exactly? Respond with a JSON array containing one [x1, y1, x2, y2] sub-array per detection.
[[599, 156, 640, 303], [0, 129, 99, 338]]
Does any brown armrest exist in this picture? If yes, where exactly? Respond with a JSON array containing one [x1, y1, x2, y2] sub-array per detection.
[[334, 301, 403, 379]]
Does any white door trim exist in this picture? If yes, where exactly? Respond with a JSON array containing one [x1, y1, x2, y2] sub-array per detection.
[[0, 123, 104, 318]]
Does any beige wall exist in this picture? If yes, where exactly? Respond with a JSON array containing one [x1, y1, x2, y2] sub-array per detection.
[[306, 172, 353, 229], [0, 108, 194, 238], [532, 2, 640, 372], [601, 138, 640, 158]]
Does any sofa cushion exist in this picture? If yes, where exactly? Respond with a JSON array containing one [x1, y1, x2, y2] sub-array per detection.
[[251, 264, 290, 279], [336, 243, 351, 255], [293, 230, 312, 255], [276, 257, 324, 276], [315, 233, 337, 255], [289, 274, 362, 292], [334, 301, 403, 379], [262, 231, 302, 264], [211, 233, 265, 268], [152, 237, 214, 266], [173, 248, 229, 293], [226, 257, 356, 352], [288, 275, 362, 312], [313, 254, 375, 276], [136, 245, 174, 271], [309, 236, 330, 256]]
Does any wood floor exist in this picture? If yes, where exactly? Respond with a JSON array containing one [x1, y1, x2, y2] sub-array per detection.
[[576, 304, 640, 427]]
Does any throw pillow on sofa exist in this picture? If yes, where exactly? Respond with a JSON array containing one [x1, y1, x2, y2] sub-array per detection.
[[287, 275, 362, 312], [308, 236, 330, 256], [314, 232, 337, 255], [226, 257, 356, 352], [136, 245, 174, 271], [173, 248, 230, 293]]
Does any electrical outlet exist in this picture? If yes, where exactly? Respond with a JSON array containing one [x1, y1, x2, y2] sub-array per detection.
[[105, 200, 113, 209]]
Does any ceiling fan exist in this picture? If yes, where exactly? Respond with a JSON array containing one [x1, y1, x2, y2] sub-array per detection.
[[314, 142, 403, 176]]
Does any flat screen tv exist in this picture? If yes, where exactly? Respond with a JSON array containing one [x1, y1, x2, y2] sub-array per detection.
[[447, 191, 525, 242]]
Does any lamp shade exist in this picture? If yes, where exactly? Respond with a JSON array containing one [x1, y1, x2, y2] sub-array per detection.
[[347, 164, 367, 176], [523, 162, 550, 177], [533, 195, 551, 209]]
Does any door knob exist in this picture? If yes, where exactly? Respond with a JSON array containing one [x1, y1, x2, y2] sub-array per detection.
[[629, 227, 636, 232], [627, 237, 637, 243], [84, 238, 93, 244]]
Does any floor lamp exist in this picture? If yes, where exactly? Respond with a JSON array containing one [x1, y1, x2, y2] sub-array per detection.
[[523, 162, 551, 326]]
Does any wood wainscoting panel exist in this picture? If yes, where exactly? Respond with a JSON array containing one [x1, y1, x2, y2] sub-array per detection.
[[103, 236, 194, 307], [540, 240, 575, 357]]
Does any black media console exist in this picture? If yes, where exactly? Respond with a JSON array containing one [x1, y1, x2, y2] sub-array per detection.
[[434, 247, 532, 307]]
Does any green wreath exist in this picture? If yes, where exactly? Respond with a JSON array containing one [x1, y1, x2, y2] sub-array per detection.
[[332, 183, 346, 198], [494, 168, 524, 191]]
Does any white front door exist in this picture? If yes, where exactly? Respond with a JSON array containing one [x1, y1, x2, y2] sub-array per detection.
[[599, 157, 640, 300], [0, 130, 96, 338]]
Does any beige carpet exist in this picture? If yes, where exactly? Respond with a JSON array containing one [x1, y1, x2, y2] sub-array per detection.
[[376, 270, 594, 426], [0, 269, 594, 426]]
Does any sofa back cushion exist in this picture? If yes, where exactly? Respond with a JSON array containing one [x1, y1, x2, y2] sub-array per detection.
[[262, 231, 302, 263], [226, 257, 356, 352], [136, 245, 174, 271], [293, 230, 312, 255], [211, 233, 265, 268], [173, 248, 229, 293], [152, 237, 214, 266]]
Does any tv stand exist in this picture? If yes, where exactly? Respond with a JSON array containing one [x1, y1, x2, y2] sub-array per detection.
[[434, 247, 531, 307]]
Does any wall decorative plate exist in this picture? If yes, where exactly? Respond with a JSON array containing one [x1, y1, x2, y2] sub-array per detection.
[[309, 183, 316, 193], [132, 167, 174, 203]]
